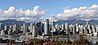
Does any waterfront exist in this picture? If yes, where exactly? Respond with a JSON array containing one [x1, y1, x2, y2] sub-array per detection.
[[0, 35, 98, 45]]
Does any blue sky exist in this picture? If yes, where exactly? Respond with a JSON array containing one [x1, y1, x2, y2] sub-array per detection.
[[0, 0, 98, 15], [0, 0, 98, 22]]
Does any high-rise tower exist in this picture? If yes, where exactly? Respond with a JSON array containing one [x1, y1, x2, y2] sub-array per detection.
[[44, 19, 50, 35], [65, 23, 69, 34]]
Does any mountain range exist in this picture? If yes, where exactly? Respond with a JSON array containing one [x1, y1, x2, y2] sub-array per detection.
[[0, 19, 98, 26]]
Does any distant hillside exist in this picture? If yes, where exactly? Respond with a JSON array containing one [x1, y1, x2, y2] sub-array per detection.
[[55, 19, 98, 25], [0, 19, 98, 26], [0, 19, 25, 26]]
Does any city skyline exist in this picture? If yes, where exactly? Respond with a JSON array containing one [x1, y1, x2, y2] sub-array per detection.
[[0, 0, 98, 22], [1, 0, 98, 45]]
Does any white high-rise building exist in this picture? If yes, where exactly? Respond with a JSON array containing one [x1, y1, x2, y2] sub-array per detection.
[[53, 27, 56, 32], [8, 29, 12, 35], [95, 25, 98, 32], [86, 21, 91, 34], [79, 25, 83, 34], [55, 24, 59, 31], [1, 30, 5, 35], [29, 22, 42, 36], [94, 23, 97, 32], [44, 19, 50, 35], [72, 25, 75, 34], [61, 24, 65, 30], [23, 23, 27, 33], [0, 23, 2, 29], [92, 25, 95, 33], [12, 24, 16, 32], [69, 24, 73, 33], [29, 23, 33, 32], [4, 26, 7, 30], [84, 26, 87, 34], [65, 23, 69, 34], [32, 26, 37, 37], [76, 23, 79, 33], [88, 24, 91, 33]]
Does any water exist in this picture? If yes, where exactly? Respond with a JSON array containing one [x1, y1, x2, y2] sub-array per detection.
[[86, 36, 98, 44], [48, 35, 98, 44], [16, 42, 23, 45], [49, 35, 80, 41], [0, 43, 9, 45], [1, 35, 98, 44]]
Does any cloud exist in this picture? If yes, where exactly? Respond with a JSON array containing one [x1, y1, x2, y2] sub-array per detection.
[[49, 4, 98, 22], [1, 4, 98, 22], [0, 6, 45, 22]]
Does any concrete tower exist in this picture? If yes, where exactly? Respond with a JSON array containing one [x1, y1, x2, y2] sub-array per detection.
[[44, 19, 50, 35]]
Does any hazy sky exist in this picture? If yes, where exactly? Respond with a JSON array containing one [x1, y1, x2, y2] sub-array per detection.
[[0, 0, 98, 22]]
